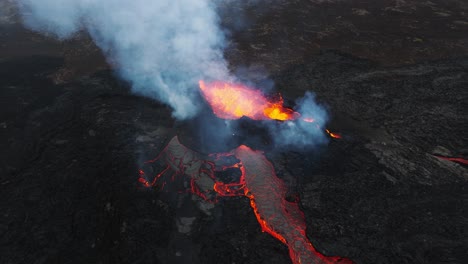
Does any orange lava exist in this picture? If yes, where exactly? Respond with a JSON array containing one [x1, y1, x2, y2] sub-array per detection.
[[200, 80, 344, 141], [326, 129, 342, 139], [139, 137, 352, 264], [199, 80, 298, 121], [229, 145, 352, 264]]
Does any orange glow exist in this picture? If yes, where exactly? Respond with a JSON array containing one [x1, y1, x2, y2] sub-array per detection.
[[434, 155, 468, 165], [139, 137, 352, 264], [199, 80, 298, 121], [226, 145, 352, 264], [326, 129, 342, 139], [200, 80, 344, 140]]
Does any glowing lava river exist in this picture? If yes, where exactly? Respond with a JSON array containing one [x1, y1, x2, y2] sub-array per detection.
[[139, 136, 353, 264]]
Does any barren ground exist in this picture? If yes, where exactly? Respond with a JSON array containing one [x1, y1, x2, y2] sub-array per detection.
[[1, 1, 467, 264]]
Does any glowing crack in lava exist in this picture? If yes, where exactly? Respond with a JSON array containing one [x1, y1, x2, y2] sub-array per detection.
[[139, 136, 218, 200], [434, 155, 468, 165], [325, 129, 342, 139], [199, 80, 299, 121], [139, 136, 352, 264]]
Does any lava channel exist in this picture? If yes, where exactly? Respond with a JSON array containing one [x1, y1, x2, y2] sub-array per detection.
[[227, 145, 352, 264], [139, 136, 353, 264]]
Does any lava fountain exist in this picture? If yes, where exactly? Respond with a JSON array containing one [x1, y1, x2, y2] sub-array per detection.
[[199, 80, 299, 121], [199, 80, 341, 139]]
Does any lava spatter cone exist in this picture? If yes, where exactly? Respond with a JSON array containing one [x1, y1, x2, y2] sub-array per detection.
[[139, 136, 353, 264]]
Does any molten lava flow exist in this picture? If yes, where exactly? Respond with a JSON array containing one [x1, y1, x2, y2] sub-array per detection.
[[139, 136, 352, 264], [325, 129, 342, 139], [434, 155, 468, 165], [230, 145, 352, 264], [199, 80, 298, 121]]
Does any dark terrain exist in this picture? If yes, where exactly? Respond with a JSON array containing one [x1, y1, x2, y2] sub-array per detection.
[[1, 1, 467, 264]]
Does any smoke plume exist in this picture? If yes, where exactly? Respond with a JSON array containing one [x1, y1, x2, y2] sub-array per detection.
[[15, 0, 230, 119], [15, 0, 330, 149], [268, 92, 329, 148]]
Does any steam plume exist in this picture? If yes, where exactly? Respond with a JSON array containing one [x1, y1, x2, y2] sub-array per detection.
[[15, 0, 330, 148], [15, 0, 230, 119], [272, 92, 329, 148]]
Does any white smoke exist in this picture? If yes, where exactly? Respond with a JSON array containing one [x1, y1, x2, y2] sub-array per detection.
[[15, 0, 331, 148], [15, 0, 230, 119]]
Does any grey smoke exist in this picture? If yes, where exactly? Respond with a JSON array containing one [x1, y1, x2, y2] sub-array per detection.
[[15, 0, 230, 119], [269, 91, 329, 148]]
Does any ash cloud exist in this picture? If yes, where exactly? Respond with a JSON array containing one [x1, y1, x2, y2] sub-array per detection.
[[15, 0, 230, 119]]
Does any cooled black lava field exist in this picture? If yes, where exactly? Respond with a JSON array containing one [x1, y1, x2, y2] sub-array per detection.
[[1, 1, 467, 264]]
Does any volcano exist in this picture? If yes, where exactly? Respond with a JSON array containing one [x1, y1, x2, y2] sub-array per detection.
[[2, 1, 467, 264]]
